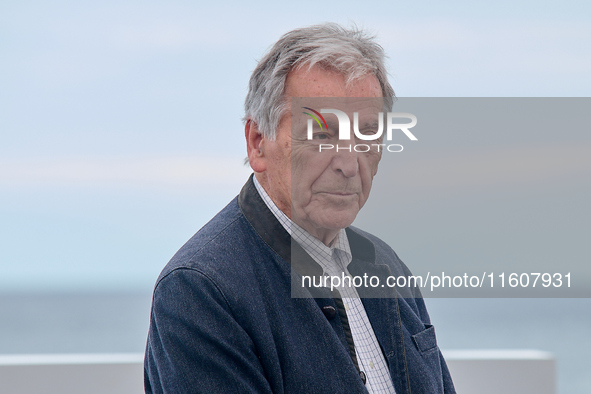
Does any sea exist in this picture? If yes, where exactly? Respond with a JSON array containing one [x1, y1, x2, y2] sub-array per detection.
[[0, 293, 589, 393]]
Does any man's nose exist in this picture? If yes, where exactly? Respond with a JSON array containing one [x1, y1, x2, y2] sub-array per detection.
[[330, 144, 359, 177]]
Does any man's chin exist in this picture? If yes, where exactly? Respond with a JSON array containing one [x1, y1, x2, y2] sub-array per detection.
[[308, 213, 358, 233]]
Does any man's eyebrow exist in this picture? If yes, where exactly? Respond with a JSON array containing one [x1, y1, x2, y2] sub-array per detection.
[[325, 120, 339, 129]]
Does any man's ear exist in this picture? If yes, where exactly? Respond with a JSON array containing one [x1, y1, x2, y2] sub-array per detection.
[[245, 119, 266, 173]]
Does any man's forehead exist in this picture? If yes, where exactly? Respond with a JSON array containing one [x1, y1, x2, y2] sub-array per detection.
[[284, 66, 382, 98], [291, 97, 384, 122], [293, 96, 384, 108]]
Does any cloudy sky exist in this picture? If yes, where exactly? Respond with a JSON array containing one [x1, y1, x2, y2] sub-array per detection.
[[1, 0, 590, 291]]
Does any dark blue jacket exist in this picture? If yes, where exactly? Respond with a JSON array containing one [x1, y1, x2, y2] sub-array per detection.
[[145, 176, 455, 393]]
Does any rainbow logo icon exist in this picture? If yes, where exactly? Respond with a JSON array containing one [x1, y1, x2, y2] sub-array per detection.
[[302, 107, 328, 131]]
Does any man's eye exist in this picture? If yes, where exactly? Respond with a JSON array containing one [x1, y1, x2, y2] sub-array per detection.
[[313, 133, 329, 140], [360, 128, 378, 136]]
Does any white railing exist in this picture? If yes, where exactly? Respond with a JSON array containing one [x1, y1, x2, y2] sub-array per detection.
[[444, 349, 555, 394], [0, 353, 144, 394], [0, 350, 555, 393]]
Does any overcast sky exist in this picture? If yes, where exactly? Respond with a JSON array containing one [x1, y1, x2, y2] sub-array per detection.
[[0, 0, 589, 291]]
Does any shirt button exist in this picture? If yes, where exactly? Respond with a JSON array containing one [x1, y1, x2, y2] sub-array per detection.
[[321, 305, 337, 320], [359, 371, 367, 384]]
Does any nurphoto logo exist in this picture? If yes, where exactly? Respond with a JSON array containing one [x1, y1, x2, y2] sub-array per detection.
[[302, 107, 418, 153]]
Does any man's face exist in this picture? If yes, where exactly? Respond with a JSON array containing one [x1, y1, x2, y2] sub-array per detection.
[[262, 66, 383, 244]]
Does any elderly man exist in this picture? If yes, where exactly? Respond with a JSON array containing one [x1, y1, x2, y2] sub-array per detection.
[[145, 23, 455, 393]]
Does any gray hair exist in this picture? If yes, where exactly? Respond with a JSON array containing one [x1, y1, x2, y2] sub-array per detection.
[[244, 23, 395, 140]]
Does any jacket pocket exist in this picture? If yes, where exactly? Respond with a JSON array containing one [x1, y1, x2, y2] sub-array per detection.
[[412, 324, 438, 354]]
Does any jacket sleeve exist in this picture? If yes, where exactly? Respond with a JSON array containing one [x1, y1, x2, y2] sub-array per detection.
[[144, 268, 273, 394]]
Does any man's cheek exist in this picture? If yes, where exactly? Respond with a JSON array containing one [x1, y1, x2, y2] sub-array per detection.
[[370, 157, 381, 177]]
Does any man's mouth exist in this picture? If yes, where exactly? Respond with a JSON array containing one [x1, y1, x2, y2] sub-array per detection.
[[316, 191, 359, 196]]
